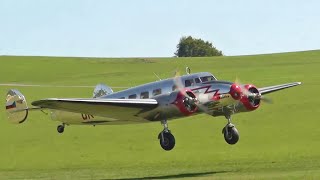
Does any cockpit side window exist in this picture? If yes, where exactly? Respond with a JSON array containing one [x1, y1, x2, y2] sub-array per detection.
[[200, 76, 216, 82], [195, 78, 201, 84], [185, 79, 195, 87]]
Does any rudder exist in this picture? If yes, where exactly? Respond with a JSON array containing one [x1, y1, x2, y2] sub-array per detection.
[[5, 89, 29, 124], [93, 83, 113, 98]]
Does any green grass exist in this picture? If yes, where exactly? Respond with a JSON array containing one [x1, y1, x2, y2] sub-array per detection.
[[0, 50, 319, 179]]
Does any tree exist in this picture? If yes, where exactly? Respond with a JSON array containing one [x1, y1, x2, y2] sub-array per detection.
[[175, 36, 223, 57]]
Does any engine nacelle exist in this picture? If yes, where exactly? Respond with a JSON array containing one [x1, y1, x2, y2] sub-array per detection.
[[170, 89, 198, 116], [238, 84, 261, 112], [153, 89, 198, 119]]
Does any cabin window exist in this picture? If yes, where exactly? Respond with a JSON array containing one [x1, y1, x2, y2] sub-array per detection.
[[128, 94, 137, 99], [140, 91, 149, 99], [185, 79, 195, 87], [172, 85, 177, 91], [152, 88, 162, 96], [200, 76, 216, 82], [195, 78, 201, 84], [119, 97, 125, 99]]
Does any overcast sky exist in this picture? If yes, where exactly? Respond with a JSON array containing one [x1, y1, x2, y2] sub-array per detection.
[[1, 0, 319, 57]]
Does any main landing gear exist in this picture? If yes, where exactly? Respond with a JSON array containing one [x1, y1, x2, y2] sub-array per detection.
[[57, 123, 65, 133], [222, 115, 239, 145], [158, 119, 175, 151]]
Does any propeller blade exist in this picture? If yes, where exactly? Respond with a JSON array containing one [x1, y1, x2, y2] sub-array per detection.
[[193, 94, 210, 113], [173, 69, 189, 98], [235, 76, 241, 85], [172, 70, 211, 112], [234, 77, 250, 96], [234, 77, 273, 103], [260, 96, 273, 104]]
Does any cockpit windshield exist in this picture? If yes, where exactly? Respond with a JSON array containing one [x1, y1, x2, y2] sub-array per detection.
[[200, 76, 216, 82]]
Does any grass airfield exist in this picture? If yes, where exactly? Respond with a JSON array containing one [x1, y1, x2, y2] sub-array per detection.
[[0, 50, 320, 179]]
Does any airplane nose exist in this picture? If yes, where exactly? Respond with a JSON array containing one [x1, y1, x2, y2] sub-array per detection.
[[229, 83, 242, 100]]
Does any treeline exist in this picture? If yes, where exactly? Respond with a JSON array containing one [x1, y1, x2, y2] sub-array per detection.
[[175, 36, 223, 57]]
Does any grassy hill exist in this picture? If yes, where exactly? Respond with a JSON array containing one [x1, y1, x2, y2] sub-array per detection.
[[0, 50, 319, 179]]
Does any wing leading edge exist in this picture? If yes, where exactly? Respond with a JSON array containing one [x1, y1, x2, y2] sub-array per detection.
[[32, 98, 158, 121], [258, 82, 301, 95]]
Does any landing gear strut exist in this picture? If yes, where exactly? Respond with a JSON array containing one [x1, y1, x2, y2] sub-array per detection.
[[222, 115, 239, 145], [57, 123, 65, 133], [158, 119, 175, 151]]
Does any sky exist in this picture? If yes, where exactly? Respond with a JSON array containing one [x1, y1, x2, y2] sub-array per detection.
[[0, 0, 320, 57]]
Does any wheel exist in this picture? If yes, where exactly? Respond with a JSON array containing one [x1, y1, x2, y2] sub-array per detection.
[[57, 125, 64, 133], [159, 132, 175, 151], [223, 126, 239, 145]]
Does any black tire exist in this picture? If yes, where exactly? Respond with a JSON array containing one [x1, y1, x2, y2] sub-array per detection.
[[223, 126, 239, 145], [159, 132, 175, 151], [57, 125, 64, 133]]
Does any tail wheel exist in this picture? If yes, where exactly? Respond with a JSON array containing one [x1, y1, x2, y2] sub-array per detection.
[[159, 132, 175, 151], [57, 125, 65, 133], [223, 126, 239, 145]]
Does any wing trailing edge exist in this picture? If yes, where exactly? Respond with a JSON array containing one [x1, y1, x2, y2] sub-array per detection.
[[31, 98, 158, 120]]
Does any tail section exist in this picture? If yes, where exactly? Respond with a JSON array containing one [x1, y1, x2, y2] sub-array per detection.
[[5, 89, 29, 124], [93, 83, 113, 98]]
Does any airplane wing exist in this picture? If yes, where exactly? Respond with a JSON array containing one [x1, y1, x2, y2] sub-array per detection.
[[258, 82, 301, 95], [31, 98, 158, 121]]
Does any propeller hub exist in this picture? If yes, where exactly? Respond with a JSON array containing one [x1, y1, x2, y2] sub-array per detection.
[[240, 84, 261, 111], [172, 89, 198, 116]]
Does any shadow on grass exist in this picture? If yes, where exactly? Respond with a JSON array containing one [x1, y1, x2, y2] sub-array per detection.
[[103, 171, 230, 180]]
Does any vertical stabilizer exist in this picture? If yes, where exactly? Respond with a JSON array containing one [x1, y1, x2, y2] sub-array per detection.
[[5, 89, 28, 123], [93, 84, 113, 98]]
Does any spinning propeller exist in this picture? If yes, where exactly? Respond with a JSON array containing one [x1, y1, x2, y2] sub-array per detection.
[[234, 77, 273, 104], [173, 69, 209, 113]]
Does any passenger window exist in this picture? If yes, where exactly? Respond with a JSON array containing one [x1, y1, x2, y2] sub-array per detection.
[[185, 79, 195, 87], [119, 97, 125, 99], [128, 94, 137, 99], [153, 88, 162, 96], [140, 91, 149, 99], [195, 78, 201, 84]]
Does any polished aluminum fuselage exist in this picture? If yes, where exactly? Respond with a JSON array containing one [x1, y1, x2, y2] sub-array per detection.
[[49, 72, 238, 125]]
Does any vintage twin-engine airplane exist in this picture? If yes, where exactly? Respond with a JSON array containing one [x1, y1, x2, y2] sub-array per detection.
[[5, 70, 301, 151]]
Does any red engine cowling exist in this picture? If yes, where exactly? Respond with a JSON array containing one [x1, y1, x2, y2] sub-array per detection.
[[230, 83, 242, 100], [240, 84, 261, 111], [230, 83, 261, 112], [171, 89, 198, 116]]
